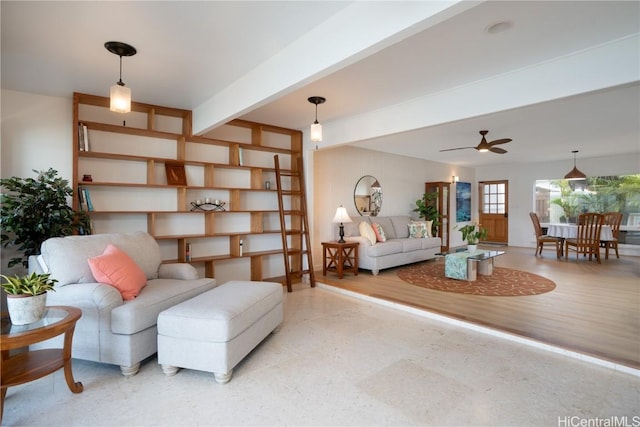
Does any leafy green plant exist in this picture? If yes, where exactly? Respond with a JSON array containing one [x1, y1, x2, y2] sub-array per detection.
[[1, 272, 57, 296], [413, 192, 440, 225], [456, 222, 487, 245], [1, 168, 90, 268]]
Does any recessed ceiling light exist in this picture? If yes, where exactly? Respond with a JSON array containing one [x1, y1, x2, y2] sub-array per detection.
[[486, 21, 514, 34]]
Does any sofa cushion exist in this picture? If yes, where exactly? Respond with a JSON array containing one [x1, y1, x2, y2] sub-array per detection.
[[359, 221, 377, 245], [88, 244, 147, 301], [371, 222, 387, 242], [409, 223, 429, 238], [41, 231, 162, 287], [400, 238, 423, 252], [373, 217, 395, 239], [110, 277, 217, 335], [389, 216, 411, 238], [421, 237, 442, 250], [411, 220, 433, 238], [367, 240, 403, 257]]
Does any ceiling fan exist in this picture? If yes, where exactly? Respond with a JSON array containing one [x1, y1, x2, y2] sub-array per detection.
[[440, 130, 512, 154]]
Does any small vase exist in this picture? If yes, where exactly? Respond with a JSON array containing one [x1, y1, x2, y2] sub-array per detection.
[[6, 293, 47, 325], [467, 244, 478, 252]]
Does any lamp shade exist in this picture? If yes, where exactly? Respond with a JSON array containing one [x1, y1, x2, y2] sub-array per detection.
[[332, 206, 352, 224], [564, 166, 587, 180], [564, 150, 587, 180], [110, 84, 131, 113], [311, 122, 322, 142]]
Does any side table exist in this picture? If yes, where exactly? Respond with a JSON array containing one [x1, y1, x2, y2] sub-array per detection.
[[321, 241, 359, 279], [1, 306, 83, 423]]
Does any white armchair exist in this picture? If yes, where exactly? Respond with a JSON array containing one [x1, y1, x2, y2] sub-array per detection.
[[29, 231, 217, 376]]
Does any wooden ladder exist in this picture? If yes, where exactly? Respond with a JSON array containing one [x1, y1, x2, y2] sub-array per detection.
[[274, 154, 315, 292]]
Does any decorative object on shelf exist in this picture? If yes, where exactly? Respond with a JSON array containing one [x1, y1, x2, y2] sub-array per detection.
[[308, 96, 326, 144], [105, 41, 137, 113], [82, 174, 93, 182], [456, 222, 487, 249], [190, 201, 226, 211], [265, 180, 270, 190], [239, 239, 243, 256], [185, 243, 192, 262], [0, 168, 91, 268], [332, 205, 352, 243], [564, 150, 587, 180], [165, 162, 187, 186], [1, 272, 57, 325]]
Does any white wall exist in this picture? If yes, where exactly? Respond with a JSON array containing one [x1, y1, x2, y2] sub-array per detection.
[[1, 90, 73, 279]]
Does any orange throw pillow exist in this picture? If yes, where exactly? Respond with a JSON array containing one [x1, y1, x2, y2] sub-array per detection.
[[88, 244, 147, 300]]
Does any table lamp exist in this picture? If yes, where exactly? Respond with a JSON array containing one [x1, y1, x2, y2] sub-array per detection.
[[332, 205, 352, 243]]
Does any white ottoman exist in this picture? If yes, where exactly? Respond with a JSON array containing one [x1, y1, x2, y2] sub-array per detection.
[[157, 280, 283, 384]]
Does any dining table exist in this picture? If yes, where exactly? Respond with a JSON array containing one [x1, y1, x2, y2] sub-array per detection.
[[546, 223, 613, 241], [546, 223, 613, 259]]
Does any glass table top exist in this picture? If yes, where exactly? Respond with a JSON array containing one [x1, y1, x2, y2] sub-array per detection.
[[1, 307, 70, 336]]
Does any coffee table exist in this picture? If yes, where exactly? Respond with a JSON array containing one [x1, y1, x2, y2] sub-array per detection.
[[1, 306, 83, 423], [440, 249, 505, 281]]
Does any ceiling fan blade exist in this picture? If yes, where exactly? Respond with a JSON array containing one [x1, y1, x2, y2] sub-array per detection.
[[487, 138, 512, 146], [439, 147, 476, 152], [489, 146, 507, 154]]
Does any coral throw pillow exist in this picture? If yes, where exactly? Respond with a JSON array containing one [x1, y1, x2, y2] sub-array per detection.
[[359, 221, 377, 245], [88, 244, 147, 300], [371, 223, 387, 242]]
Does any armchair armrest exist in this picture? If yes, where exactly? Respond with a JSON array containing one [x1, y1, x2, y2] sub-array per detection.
[[158, 263, 199, 280]]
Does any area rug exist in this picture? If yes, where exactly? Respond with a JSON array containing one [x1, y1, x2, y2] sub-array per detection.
[[397, 262, 556, 296]]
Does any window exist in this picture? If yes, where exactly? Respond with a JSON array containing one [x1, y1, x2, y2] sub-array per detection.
[[534, 175, 640, 244]]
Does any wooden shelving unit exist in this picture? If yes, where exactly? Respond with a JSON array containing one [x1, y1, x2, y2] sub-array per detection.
[[72, 92, 305, 283]]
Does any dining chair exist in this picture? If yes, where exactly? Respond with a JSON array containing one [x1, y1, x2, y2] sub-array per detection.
[[565, 213, 604, 263], [529, 212, 562, 258], [600, 212, 623, 259]]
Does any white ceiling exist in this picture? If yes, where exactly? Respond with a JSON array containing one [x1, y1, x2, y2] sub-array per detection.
[[2, 1, 639, 168]]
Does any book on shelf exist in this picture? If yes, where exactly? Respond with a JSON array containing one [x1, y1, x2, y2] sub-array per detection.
[[77, 123, 90, 151], [81, 187, 94, 211], [78, 123, 85, 151], [78, 185, 88, 211]]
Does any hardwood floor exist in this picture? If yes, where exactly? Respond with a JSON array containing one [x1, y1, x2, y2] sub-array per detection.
[[316, 246, 640, 370]]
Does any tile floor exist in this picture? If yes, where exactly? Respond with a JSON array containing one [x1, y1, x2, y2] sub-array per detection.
[[2, 285, 638, 426]]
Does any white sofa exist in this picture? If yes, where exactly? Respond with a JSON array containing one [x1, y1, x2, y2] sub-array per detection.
[[29, 231, 217, 376], [344, 215, 441, 275]]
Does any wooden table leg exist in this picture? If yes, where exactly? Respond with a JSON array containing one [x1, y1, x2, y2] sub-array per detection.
[[62, 327, 83, 393]]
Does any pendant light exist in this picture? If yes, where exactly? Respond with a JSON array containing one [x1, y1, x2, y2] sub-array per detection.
[[308, 96, 326, 143], [564, 150, 587, 180], [105, 41, 137, 113]]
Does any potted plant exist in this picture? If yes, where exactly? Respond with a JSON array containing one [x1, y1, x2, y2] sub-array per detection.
[[413, 192, 440, 235], [456, 222, 487, 252], [1, 168, 91, 268], [1, 272, 57, 324]]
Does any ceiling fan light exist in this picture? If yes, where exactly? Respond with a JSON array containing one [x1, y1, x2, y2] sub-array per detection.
[[310, 122, 322, 142], [110, 83, 131, 113]]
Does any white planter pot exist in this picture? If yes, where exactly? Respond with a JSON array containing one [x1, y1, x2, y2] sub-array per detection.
[[6, 293, 47, 325], [467, 244, 478, 252]]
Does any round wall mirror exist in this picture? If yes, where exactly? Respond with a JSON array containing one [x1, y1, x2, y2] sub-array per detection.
[[354, 175, 382, 216]]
